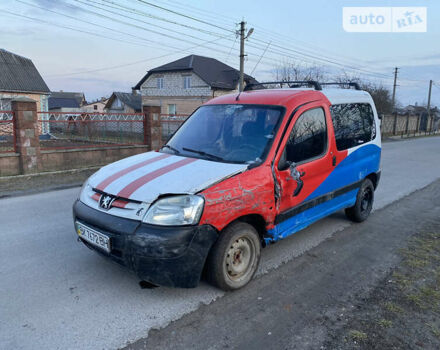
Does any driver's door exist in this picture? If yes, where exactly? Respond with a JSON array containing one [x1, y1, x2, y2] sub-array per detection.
[[273, 104, 335, 239]]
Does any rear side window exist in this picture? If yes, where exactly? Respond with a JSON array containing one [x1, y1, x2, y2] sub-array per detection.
[[284, 107, 327, 163], [330, 103, 376, 151]]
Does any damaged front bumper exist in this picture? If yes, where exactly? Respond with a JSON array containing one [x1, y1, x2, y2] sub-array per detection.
[[72, 200, 218, 288]]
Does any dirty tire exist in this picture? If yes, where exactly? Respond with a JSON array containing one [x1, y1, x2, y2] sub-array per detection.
[[345, 178, 374, 223], [206, 222, 261, 291]]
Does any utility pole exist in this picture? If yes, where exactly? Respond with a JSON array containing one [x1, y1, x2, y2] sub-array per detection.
[[239, 21, 246, 92], [427, 79, 433, 116], [238, 21, 254, 92], [427, 79, 433, 133], [391, 67, 399, 112]]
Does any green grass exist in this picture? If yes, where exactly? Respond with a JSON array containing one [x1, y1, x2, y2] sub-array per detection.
[[384, 302, 404, 314], [378, 319, 393, 328], [348, 330, 368, 342]]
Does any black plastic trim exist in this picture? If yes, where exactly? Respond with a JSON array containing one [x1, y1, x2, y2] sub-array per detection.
[[274, 179, 363, 225], [73, 200, 218, 288]]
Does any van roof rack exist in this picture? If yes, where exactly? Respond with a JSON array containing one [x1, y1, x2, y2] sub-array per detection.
[[319, 82, 361, 90], [244, 80, 322, 91]]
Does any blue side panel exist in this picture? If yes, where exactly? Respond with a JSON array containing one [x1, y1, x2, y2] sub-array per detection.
[[266, 144, 381, 245], [267, 189, 358, 243], [307, 144, 381, 200]]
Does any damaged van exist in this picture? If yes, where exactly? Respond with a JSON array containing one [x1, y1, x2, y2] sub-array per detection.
[[73, 81, 381, 291]]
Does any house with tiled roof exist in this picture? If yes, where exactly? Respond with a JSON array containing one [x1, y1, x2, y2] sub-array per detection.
[[133, 54, 258, 115], [105, 91, 142, 113], [48, 91, 86, 112], [0, 49, 50, 112]]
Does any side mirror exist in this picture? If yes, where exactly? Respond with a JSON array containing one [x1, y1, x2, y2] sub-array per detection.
[[278, 150, 291, 171]]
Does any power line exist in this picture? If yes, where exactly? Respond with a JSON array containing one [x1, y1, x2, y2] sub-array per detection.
[[15, 0, 181, 51], [73, 0, 223, 46], [46, 34, 234, 78], [1, 9, 168, 51], [251, 41, 271, 75], [225, 36, 237, 63], [99, 0, 231, 38], [130, 0, 394, 80], [134, 0, 234, 34]]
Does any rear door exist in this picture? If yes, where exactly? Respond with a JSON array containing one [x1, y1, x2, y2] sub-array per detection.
[[272, 102, 336, 239]]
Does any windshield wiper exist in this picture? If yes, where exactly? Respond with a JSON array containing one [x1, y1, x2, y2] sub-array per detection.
[[161, 144, 180, 154], [182, 147, 224, 161]]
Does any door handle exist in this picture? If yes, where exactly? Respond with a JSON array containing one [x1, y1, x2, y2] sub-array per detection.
[[292, 169, 305, 197], [332, 155, 337, 166]]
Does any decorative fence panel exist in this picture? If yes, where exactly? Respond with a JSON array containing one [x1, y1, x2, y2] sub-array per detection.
[[37, 112, 145, 150], [159, 114, 189, 145], [0, 111, 16, 153], [380, 113, 439, 138]]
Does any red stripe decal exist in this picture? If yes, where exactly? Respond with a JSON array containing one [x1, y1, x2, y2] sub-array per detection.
[[117, 158, 197, 199], [96, 153, 171, 191], [92, 193, 100, 202], [112, 199, 129, 208]]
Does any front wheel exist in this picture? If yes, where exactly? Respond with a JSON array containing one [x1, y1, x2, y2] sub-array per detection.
[[345, 178, 374, 222], [206, 222, 261, 291]]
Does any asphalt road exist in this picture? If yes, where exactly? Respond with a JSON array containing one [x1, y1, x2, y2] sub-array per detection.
[[131, 177, 440, 350], [1, 136, 440, 350]]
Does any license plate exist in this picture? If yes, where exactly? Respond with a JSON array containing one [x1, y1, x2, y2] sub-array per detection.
[[76, 222, 111, 253]]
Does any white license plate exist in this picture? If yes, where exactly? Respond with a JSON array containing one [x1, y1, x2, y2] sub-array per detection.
[[76, 222, 111, 253]]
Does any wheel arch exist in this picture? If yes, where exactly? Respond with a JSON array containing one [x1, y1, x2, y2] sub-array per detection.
[[220, 214, 268, 246], [366, 172, 378, 189]]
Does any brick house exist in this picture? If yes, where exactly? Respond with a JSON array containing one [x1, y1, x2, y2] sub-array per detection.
[[82, 98, 108, 113], [48, 91, 86, 112], [133, 55, 258, 115], [0, 49, 50, 112], [104, 92, 142, 113]]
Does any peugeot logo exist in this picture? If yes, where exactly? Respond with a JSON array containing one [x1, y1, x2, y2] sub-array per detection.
[[99, 194, 115, 210]]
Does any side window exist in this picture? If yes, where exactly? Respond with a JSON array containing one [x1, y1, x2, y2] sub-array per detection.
[[157, 77, 164, 89], [330, 103, 375, 151], [284, 108, 327, 163], [183, 76, 191, 89]]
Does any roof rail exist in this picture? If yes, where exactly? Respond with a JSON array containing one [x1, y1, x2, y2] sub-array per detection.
[[320, 82, 361, 90], [244, 80, 322, 91]]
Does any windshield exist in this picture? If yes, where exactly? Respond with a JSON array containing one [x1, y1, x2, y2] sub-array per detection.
[[162, 104, 284, 164]]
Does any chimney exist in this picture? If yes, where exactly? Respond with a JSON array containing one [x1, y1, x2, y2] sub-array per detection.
[[132, 88, 137, 95]]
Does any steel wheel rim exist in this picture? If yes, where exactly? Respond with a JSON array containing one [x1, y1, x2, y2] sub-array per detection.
[[225, 236, 256, 282]]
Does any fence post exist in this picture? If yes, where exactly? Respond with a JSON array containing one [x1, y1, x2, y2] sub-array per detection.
[[392, 113, 397, 135], [143, 104, 161, 151], [416, 114, 421, 134], [11, 98, 42, 174], [404, 112, 410, 137]]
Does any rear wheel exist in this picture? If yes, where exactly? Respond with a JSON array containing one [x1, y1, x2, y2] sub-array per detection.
[[345, 178, 374, 222], [206, 222, 261, 291]]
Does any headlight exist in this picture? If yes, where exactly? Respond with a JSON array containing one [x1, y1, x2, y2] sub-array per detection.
[[79, 181, 92, 202], [143, 195, 204, 226]]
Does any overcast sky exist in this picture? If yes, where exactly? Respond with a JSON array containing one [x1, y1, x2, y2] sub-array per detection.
[[1, 0, 439, 106]]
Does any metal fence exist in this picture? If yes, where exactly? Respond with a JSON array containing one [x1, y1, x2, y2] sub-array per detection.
[[160, 114, 189, 145], [37, 112, 145, 150], [0, 110, 16, 153], [380, 113, 440, 138]]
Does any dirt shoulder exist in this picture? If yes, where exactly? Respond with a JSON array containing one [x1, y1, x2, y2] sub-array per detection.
[[323, 224, 440, 349]]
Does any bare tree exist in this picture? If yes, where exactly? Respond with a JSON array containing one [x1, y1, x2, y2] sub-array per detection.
[[274, 59, 327, 82], [272, 62, 394, 114], [334, 72, 393, 114]]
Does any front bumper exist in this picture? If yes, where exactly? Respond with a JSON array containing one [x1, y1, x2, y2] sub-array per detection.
[[73, 200, 218, 288]]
